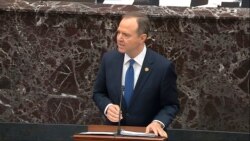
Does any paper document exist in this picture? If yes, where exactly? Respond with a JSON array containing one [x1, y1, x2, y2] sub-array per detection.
[[120, 130, 156, 137], [79, 129, 157, 137], [80, 131, 115, 135]]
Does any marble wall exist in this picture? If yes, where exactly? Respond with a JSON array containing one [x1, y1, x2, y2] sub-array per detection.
[[0, 0, 249, 132]]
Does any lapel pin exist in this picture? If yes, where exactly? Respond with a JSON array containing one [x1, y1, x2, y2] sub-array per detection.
[[145, 67, 149, 72]]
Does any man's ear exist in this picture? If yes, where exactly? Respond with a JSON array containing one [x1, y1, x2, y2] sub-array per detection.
[[140, 34, 148, 42]]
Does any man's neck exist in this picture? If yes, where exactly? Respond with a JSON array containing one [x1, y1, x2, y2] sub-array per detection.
[[128, 44, 145, 58]]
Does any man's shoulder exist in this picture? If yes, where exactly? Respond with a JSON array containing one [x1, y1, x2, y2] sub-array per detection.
[[147, 48, 176, 75], [147, 48, 172, 64], [104, 50, 119, 56], [103, 49, 123, 60]]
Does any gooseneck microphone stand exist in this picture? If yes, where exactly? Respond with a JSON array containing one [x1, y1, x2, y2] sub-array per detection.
[[116, 86, 125, 135]]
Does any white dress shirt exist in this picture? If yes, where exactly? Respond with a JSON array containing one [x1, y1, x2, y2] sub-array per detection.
[[122, 45, 147, 88]]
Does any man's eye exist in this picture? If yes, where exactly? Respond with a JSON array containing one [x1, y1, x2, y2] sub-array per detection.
[[117, 31, 130, 38], [124, 34, 130, 37]]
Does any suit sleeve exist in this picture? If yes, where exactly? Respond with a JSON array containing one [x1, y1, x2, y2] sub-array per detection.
[[154, 62, 180, 128], [92, 53, 112, 114]]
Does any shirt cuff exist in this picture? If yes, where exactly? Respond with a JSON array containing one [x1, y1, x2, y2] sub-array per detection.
[[153, 120, 165, 129], [104, 103, 113, 115]]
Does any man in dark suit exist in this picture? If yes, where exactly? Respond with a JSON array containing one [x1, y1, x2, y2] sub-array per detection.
[[93, 12, 179, 138]]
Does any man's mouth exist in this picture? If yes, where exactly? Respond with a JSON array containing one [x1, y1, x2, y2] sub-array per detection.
[[118, 44, 125, 48]]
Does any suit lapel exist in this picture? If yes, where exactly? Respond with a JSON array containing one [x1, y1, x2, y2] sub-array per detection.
[[128, 49, 154, 109]]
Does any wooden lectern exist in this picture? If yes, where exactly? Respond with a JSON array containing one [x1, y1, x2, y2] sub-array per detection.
[[73, 125, 167, 141]]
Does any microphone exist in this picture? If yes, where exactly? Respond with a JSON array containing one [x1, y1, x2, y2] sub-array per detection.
[[116, 86, 125, 135]]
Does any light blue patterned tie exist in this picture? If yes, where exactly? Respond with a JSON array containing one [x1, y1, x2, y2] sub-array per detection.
[[124, 59, 135, 106]]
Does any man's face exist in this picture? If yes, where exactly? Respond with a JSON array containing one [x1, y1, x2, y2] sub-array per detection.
[[116, 17, 145, 58]]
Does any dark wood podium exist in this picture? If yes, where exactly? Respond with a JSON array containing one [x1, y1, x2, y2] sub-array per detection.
[[73, 125, 167, 141]]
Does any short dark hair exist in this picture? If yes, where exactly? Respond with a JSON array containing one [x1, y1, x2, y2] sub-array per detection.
[[122, 12, 150, 36]]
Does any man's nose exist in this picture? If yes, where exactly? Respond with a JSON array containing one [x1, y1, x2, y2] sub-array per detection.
[[117, 33, 123, 41]]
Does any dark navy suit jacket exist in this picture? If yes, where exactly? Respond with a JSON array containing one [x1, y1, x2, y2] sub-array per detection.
[[93, 48, 179, 129]]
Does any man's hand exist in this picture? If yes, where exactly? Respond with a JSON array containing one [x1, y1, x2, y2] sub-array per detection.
[[106, 104, 123, 122], [146, 121, 168, 138]]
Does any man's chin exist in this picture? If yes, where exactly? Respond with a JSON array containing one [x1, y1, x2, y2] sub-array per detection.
[[117, 47, 126, 53]]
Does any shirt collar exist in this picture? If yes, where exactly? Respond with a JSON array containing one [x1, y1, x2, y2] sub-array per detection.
[[124, 44, 147, 66]]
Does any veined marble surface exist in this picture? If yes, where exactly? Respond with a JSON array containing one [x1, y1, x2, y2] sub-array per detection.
[[0, 0, 249, 132], [0, 0, 249, 19]]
